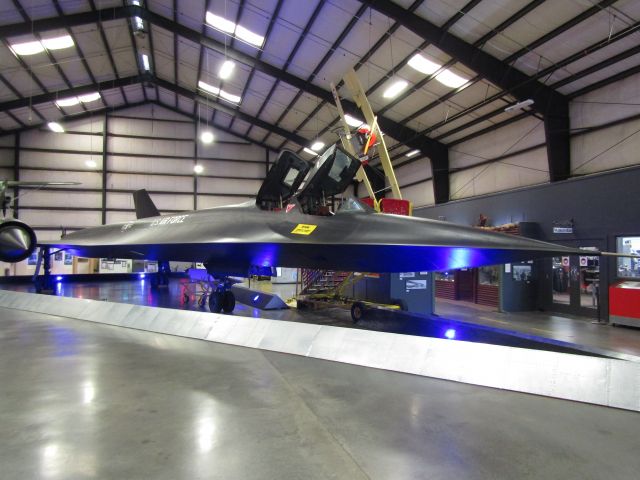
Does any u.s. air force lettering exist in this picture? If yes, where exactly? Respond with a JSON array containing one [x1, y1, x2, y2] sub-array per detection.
[[150, 215, 188, 227]]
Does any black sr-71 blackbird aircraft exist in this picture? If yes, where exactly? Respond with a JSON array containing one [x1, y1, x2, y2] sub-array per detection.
[[0, 144, 586, 313]]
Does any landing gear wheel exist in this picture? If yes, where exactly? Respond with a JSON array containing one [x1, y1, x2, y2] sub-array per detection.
[[351, 302, 365, 323], [208, 291, 224, 313], [222, 291, 235, 313]]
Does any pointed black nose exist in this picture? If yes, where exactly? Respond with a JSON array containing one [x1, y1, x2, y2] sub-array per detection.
[[0, 220, 36, 262]]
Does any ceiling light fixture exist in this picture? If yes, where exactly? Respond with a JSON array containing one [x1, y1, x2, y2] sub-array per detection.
[[408, 54, 441, 75], [234, 25, 264, 47], [134, 16, 144, 30], [193, 164, 204, 174], [48, 122, 64, 133], [200, 131, 214, 144], [504, 98, 534, 113], [344, 114, 367, 128], [303, 147, 317, 156], [436, 70, 468, 89], [40, 35, 74, 51], [383, 80, 408, 99], [142, 54, 150, 71], [198, 80, 241, 104], [405, 149, 420, 157], [310, 141, 325, 151], [218, 60, 235, 79], [56, 92, 101, 108], [78, 92, 101, 103], [205, 11, 264, 47], [85, 160, 97, 168], [10, 35, 74, 56], [55, 97, 81, 108]]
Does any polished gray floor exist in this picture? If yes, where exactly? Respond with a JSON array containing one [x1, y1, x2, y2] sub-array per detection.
[[1, 307, 640, 479]]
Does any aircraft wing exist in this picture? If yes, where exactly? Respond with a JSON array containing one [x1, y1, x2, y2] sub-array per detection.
[[39, 201, 585, 275]]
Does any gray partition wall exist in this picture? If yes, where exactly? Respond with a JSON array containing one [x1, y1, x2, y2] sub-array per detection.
[[414, 165, 640, 320]]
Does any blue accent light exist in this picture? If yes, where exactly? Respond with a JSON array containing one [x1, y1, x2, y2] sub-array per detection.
[[444, 328, 456, 340], [253, 294, 260, 302], [139, 273, 146, 279], [55, 276, 63, 281]]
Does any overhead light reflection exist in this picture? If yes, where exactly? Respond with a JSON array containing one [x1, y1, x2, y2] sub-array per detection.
[[48, 122, 64, 133], [383, 80, 408, 99]]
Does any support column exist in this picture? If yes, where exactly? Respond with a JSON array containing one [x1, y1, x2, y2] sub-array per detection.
[[101, 113, 108, 225], [429, 143, 450, 204], [12, 132, 19, 219], [545, 102, 571, 182], [193, 122, 198, 210]]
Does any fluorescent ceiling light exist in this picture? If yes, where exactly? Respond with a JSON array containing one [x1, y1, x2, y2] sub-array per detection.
[[505, 98, 534, 112], [200, 131, 214, 144], [131, 0, 141, 5], [218, 60, 235, 79], [78, 92, 101, 103], [48, 122, 64, 133], [219, 89, 241, 103], [383, 80, 408, 99], [85, 160, 97, 168], [310, 141, 325, 151], [198, 80, 220, 95], [344, 114, 366, 128], [205, 12, 264, 47], [56, 92, 101, 108], [55, 97, 80, 107], [436, 70, 468, 89], [142, 54, 150, 71], [134, 16, 144, 30], [235, 25, 264, 47], [198, 80, 241, 103], [206, 12, 236, 34], [10, 40, 44, 56], [405, 149, 420, 157], [303, 148, 317, 156], [41, 35, 74, 51], [193, 164, 204, 174], [408, 54, 441, 75]]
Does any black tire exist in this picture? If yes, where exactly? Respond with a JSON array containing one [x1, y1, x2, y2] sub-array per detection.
[[208, 292, 224, 313], [222, 291, 236, 313], [351, 302, 365, 323]]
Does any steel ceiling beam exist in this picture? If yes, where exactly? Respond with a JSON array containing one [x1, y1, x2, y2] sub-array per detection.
[[0, 5, 447, 151], [0, 75, 147, 112], [363, 0, 572, 182]]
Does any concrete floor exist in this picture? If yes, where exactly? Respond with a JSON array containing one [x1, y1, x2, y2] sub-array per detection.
[[2, 306, 640, 479], [436, 298, 640, 359]]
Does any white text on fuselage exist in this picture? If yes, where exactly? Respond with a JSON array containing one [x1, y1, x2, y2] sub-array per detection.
[[150, 215, 189, 227]]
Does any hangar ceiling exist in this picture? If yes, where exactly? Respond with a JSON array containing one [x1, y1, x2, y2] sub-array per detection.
[[0, 0, 639, 202]]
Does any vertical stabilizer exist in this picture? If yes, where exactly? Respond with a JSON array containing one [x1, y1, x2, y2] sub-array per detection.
[[133, 189, 160, 219]]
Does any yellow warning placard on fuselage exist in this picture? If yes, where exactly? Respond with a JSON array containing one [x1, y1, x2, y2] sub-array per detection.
[[291, 224, 317, 235]]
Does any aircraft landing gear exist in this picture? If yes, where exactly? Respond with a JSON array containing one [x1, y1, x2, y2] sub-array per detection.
[[151, 261, 170, 289], [208, 290, 235, 314], [207, 277, 236, 314], [33, 246, 54, 294]]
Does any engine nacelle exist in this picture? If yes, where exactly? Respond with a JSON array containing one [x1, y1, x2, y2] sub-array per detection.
[[0, 219, 37, 263]]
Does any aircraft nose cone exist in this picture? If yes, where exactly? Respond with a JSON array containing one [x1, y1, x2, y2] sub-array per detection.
[[0, 226, 30, 251], [0, 222, 36, 262]]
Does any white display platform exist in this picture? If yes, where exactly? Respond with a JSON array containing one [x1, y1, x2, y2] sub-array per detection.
[[1, 290, 638, 412]]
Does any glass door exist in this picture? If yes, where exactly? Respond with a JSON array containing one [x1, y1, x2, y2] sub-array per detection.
[[550, 248, 599, 315]]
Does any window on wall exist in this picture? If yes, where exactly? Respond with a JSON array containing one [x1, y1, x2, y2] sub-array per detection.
[[617, 236, 640, 278], [478, 265, 499, 285], [434, 271, 455, 282]]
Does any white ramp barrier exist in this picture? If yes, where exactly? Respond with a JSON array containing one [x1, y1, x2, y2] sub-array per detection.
[[1, 290, 638, 412]]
